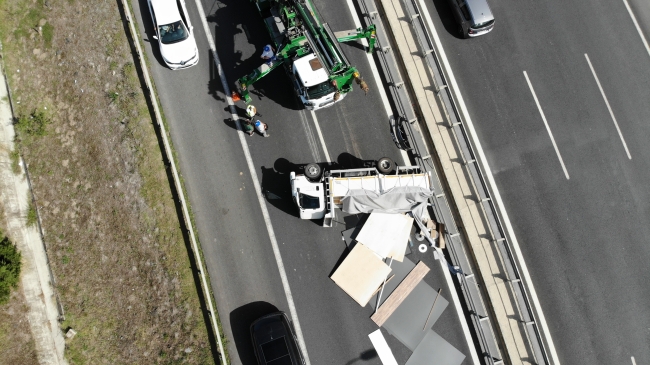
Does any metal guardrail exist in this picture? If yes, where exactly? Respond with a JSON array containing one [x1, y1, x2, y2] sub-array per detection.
[[351, 0, 503, 363], [356, 0, 553, 363]]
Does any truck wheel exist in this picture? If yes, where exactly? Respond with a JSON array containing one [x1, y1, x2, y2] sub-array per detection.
[[304, 163, 322, 181], [377, 157, 395, 174]]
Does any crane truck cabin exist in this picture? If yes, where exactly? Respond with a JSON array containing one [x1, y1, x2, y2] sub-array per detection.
[[233, 0, 377, 110]]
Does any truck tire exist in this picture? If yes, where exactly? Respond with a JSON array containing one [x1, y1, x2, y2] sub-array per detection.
[[377, 157, 395, 174], [304, 163, 322, 181]]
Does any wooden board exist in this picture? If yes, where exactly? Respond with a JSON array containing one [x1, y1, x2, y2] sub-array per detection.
[[371, 261, 430, 326], [437, 223, 445, 249], [331, 243, 392, 307]]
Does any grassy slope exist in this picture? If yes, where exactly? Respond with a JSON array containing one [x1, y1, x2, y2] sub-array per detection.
[[0, 0, 218, 363]]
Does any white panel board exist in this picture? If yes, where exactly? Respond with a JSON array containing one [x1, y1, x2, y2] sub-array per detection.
[[331, 243, 392, 307], [356, 212, 413, 261], [368, 329, 398, 365]]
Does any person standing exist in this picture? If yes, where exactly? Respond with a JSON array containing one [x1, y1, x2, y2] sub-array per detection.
[[254, 119, 270, 137], [260, 44, 276, 64], [241, 118, 255, 136], [246, 105, 258, 118]]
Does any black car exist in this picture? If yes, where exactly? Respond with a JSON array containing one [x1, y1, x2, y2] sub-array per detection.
[[447, 0, 495, 38], [251, 312, 306, 365]]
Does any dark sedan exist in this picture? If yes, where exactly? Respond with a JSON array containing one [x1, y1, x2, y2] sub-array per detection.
[[251, 312, 306, 365]]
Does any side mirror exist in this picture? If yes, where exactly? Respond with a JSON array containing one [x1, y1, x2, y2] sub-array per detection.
[[152, 35, 158, 40]]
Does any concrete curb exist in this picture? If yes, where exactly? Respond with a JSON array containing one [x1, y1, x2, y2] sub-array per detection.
[[0, 47, 68, 364]]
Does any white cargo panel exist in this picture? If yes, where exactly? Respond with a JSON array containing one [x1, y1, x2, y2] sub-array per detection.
[[329, 173, 431, 198]]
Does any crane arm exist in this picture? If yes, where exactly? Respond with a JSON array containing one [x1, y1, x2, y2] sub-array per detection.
[[334, 24, 377, 53]]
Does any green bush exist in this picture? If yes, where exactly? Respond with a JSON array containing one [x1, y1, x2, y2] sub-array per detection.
[[15, 109, 50, 137], [0, 234, 21, 305], [26, 201, 38, 227]]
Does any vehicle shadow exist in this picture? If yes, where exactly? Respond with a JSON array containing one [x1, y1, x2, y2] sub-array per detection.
[[208, 51, 227, 102], [136, 0, 170, 67], [260, 158, 303, 218], [230, 301, 280, 365], [336, 152, 380, 169], [205, 0, 301, 110], [429, 0, 466, 39]]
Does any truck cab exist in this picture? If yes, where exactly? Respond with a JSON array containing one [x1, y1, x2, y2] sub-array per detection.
[[289, 171, 327, 219], [291, 54, 344, 110]]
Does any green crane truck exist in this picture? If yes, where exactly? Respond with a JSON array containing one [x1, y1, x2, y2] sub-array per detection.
[[233, 0, 377, 110]]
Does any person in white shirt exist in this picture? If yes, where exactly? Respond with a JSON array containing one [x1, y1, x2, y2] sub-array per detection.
[[254, 120, 269, 137]]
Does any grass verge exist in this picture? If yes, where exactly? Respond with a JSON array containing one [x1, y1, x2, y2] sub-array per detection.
[[0, 0, 219, 363]]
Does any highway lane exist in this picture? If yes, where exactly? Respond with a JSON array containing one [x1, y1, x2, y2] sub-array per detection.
[[131, 0, 473, 364], [422, 0, 650, 363], [130, 4, 295, 365]]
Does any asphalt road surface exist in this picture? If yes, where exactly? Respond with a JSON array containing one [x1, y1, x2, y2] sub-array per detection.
[[130, 0, 473, 364], [423, 0, 650, 363]]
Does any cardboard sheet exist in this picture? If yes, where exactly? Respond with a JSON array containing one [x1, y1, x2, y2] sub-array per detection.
[[405, 330, 465, 365], [331, 243, 392, 307], [355, 212, 413, 261]]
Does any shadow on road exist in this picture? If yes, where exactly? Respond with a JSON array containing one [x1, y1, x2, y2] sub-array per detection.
[[205, 0, 301, 110], [429, 0, 466, 39], [344, 349, 379, 365], [230, 301, 280, 365], [135, 0, 171, 67], [260, 158, 301, 218]]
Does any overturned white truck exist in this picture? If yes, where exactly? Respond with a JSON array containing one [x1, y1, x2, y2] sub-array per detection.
[[290, 157, 435, 229]]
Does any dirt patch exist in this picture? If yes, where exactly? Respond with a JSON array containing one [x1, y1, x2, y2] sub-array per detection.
[[0, 283, 39, 365], [0, 0, 217, 363]]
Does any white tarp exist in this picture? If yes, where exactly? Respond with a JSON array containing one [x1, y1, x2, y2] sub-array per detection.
[[341, 186, 436, 245]]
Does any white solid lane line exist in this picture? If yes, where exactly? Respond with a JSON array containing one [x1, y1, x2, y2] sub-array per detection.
[[584, 54, 632, 160], [191, 2, 312, 364], [631, 356, 637, 365], [309, 110, 331, 163], [523, 71, 571, 180], [622, 0, 650, 59]]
